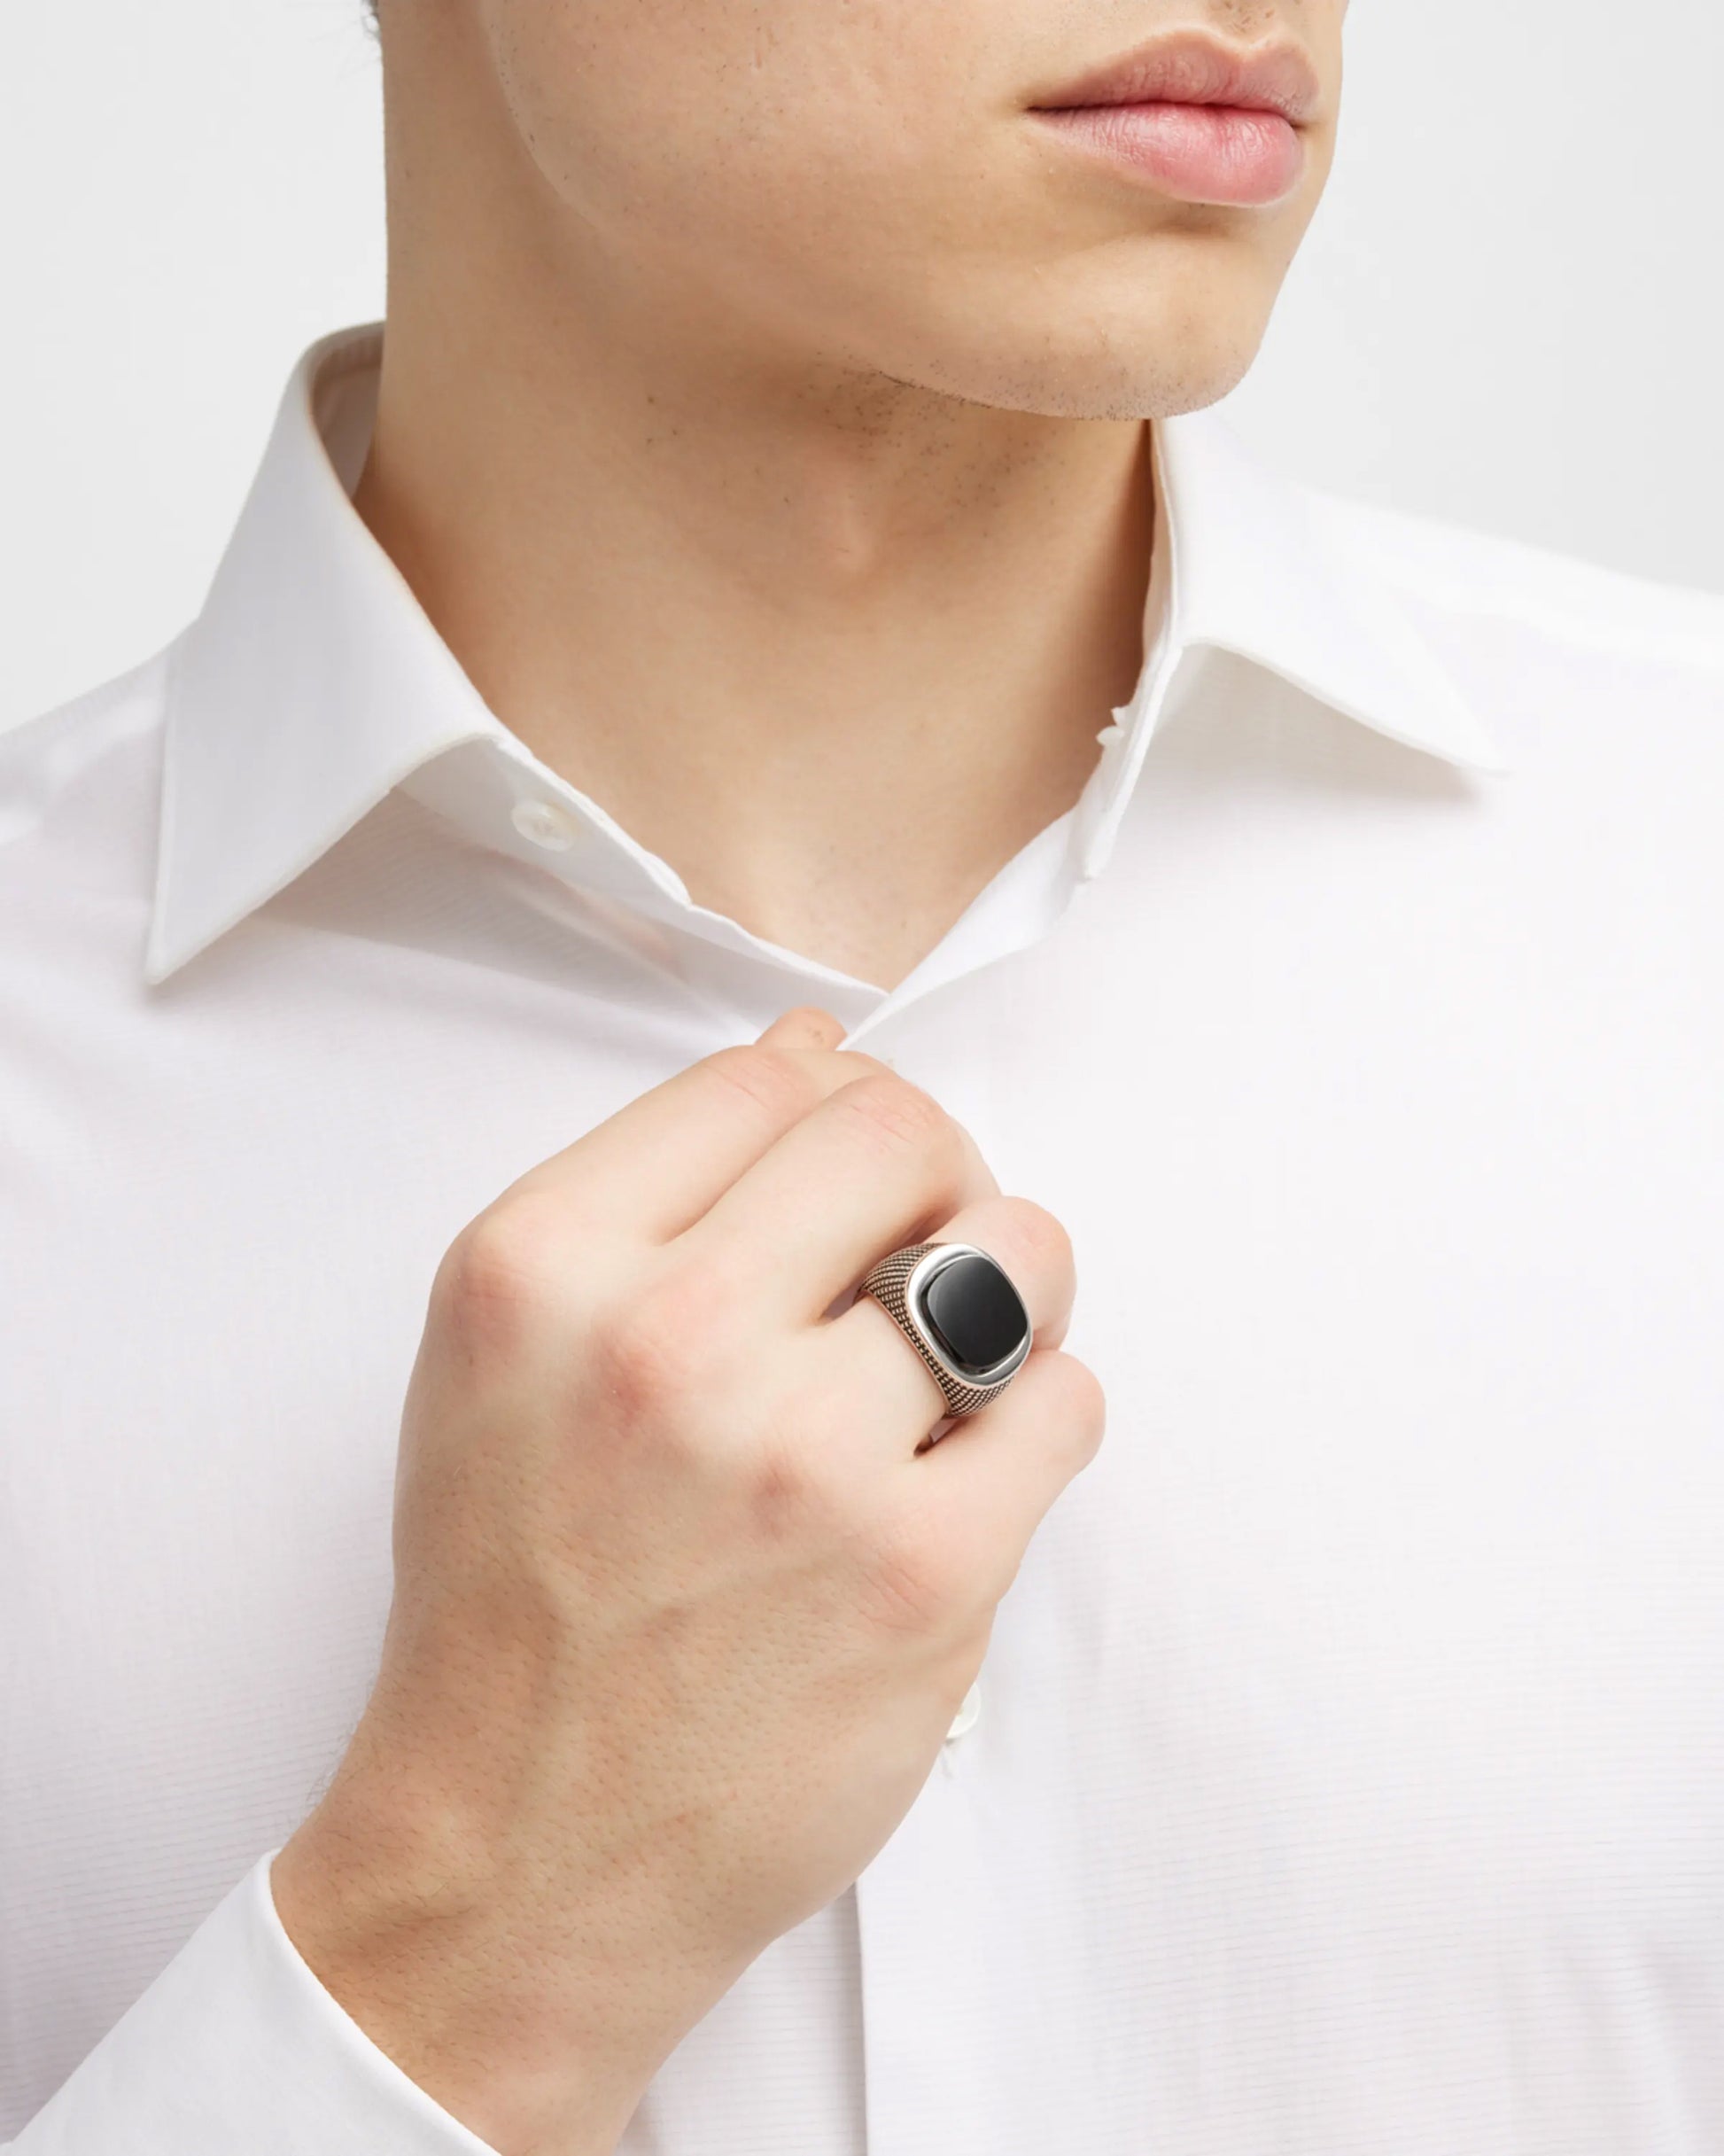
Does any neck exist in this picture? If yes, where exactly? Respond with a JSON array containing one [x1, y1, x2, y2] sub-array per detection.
[[358, 32, 1157, 990]]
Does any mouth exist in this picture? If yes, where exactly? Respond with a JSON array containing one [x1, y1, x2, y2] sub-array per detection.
[[1026, 30, 1324, 208]]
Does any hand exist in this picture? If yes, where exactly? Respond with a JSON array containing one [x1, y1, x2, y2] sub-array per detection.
[[271, 1007, 1104, 2155]]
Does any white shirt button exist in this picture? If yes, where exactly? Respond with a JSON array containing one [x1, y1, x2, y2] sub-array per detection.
[[944, 1678, 982, 1743], [510, 798, 580, 852]]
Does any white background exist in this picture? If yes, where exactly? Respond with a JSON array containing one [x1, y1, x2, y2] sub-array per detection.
[[4, 0, 1721, 729]]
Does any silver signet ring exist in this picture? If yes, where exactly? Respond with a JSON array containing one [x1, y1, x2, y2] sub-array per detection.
[[856, 1241, 1033, 1419]]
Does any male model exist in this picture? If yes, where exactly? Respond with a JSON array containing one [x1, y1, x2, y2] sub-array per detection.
[[5, 2, 1724, 2151]]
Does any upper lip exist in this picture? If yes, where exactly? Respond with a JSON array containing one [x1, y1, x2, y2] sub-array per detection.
[[1028, 29, 1323, 127]]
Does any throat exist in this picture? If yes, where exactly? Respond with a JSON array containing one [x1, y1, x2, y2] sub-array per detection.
[[623, 728, 1108, 992], [352, 353, 1159, 991]]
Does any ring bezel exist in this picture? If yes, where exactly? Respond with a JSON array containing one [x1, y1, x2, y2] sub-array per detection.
[[901, 1241, 1033, 1394]]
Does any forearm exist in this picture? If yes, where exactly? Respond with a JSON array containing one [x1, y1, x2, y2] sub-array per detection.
[[270, 1787, 725, 2156]]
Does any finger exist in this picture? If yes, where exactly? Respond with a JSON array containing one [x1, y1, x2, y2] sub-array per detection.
[[677, 1072, 999, 1323], [501, 1031, 891, 1243], [805, 1194, 1077, 1456], [756, 1006, 849, 1052], [911, 1348, 1107, 1592]]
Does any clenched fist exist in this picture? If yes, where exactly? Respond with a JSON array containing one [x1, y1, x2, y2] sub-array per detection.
[[271, 1006, 1104, 2154]]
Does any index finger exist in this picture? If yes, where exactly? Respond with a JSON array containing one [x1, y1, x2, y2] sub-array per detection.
[[501, 1008, 888, 1243]]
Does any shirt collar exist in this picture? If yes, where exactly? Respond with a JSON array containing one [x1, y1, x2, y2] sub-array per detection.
[[145, 321, 1507, 986]]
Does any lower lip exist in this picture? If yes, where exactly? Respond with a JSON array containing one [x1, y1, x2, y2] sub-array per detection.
[[1032, 101, 1305, 207]]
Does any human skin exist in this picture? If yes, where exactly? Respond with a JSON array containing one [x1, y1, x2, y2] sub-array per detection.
[[274, 1008, 1104, 2151], [351, 0, 1347, 985], [275, 4, 1347, 2145]]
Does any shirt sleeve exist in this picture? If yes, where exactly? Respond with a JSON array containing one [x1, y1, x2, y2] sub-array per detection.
[[4, 1849, 501, 2154]]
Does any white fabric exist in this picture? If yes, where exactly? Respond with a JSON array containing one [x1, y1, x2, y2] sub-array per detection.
[[4, 322, 1724, 2153]]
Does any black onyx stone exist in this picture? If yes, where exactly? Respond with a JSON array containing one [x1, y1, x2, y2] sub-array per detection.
[[920, 1251, 1029, 1377]]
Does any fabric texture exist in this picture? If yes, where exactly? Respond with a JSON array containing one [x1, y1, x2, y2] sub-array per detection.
[[5, 324, 1724, 2153]]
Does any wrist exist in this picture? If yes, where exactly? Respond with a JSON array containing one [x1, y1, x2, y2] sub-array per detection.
[[270, 1785, 707, 2156]]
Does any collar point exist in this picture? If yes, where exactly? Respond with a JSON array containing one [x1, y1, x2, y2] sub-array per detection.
[[142, 911, 208, 989]]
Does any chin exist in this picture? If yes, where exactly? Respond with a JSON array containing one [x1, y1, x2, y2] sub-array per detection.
[[812, 222, 1286, 421], [881, 296, 1273, 424]]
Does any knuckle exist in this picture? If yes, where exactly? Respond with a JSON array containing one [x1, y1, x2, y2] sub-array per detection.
[[742, 1374, 864, 1537], [431, 1202, 564, 1358], [592, 1304, 700, 1420], [590, 1261, 735, 1420], [740, 1433, 837, 1545], [836, 1073, 958, 1163], [700, 1043, 822, 1125]]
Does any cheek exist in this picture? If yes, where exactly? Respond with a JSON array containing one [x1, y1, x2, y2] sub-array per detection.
[[478, 0, 723, 215], [479, 0, 982, 261]]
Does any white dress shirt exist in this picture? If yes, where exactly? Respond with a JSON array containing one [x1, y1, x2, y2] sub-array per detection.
[[4, 323, 1724, 2155]]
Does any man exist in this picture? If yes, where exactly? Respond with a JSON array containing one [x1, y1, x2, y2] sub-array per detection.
[[4, 0, 1723, 2149]]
